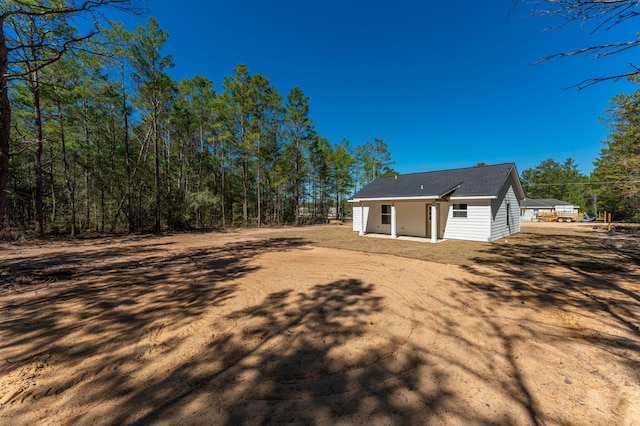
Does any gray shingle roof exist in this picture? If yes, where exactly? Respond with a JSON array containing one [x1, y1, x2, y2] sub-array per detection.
[[350, 163, 519, 200], [521, 198, 576, 208]]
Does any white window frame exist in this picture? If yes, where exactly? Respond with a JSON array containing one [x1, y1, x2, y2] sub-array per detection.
[[452, 203, 468, 218], [381, 204, 391, 224]]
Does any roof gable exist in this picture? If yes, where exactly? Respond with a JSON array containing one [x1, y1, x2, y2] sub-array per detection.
[[350, 163, 523, 201]]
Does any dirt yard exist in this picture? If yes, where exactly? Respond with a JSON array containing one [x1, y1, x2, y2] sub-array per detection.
[[0, 223, 638, 425]]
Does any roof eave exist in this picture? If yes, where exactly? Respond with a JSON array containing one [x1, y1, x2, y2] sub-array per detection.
[[449, 195, 497, 200], [509, 165, 526, 200], [348, 195, 496, 202], [348, 195, 440, 203]]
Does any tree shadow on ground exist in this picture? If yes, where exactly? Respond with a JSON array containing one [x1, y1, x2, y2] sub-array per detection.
[[460, 230, 640, 407], [0, 237, 306, 417], [468, 230, 639, 339], [2, 233, 471, 424], [110, 278, 455, 425], [3, 228, 636, 424], [99, 275, 559, 425]]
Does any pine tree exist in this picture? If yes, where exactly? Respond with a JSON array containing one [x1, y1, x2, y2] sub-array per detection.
[[594, 90, 640, 220], [283, 86, 313, 225], [130, 17, 175, 232], [0, 0, 136, 234]]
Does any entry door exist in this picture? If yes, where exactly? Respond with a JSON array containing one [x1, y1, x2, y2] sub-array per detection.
[[425, 203, 440, 238], [426, 204, 437, 238]]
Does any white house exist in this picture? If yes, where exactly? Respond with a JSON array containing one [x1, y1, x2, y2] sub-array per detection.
[[519, 198, 581, 222], [349, 163, 525, 243]]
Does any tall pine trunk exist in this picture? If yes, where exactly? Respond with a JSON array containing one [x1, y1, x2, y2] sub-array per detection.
[[0, 74, 8, 232], [0, 24, 10, 233], [153, 100, 161, 232], [48, 144, 56, 227], [57, 99, 76, 236], [110, 63, 133, 233], [294, 141, 301, 226], [83, 107, 91, 232], [221, 139, 226, 228], [30, 69, 45, 237], [256, 132, 261, 227], [242, 159, 248, 226]]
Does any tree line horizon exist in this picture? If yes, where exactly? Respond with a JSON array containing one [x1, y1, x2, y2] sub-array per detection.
[[1, 2, 638, 240], [1, 10, 395, 238]]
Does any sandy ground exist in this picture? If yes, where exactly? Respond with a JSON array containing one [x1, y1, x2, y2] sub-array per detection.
[[0, 224, 639, 425]]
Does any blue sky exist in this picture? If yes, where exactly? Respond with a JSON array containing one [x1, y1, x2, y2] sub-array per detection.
[[119, 0, 638, 175]]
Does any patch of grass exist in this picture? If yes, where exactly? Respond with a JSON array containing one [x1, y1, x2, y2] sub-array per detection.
[[259, 223, 620, 271], [261, 225, 486, 266]]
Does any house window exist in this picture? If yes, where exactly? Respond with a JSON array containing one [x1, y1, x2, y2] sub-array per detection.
[[381, 204, 391, 224], [452, 204, 468, 218]]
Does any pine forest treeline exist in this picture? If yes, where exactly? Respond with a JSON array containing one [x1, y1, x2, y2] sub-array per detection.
[[520, 85, 640, 223], [1, 13, 395, 237]]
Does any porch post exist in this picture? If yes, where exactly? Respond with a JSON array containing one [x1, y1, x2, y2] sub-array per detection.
[[391, 202, 397, 239], [359, 202, 364, 236], [431, 203, 437, 243]]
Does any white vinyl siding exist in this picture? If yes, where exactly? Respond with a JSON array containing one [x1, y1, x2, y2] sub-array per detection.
[[490, 184, 520, 241], [443, 201, 492, 242], [352, 205, 371, 233], [358, 202, 390, 233], [352, 205, 361, 232]]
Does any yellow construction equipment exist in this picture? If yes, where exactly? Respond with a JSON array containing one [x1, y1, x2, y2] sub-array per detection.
[[534, 212, 595, 223]]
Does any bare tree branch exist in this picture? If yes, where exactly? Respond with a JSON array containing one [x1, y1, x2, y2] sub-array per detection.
[[535, 40, 640, 63], [2, 1, 138, 23], [563, 66, 640, 90], [530, 0, 640, 87], [6, 30, 98, 80]]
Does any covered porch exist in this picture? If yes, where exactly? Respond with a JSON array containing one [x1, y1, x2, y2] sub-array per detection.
[[355, 200, 445, 244]]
